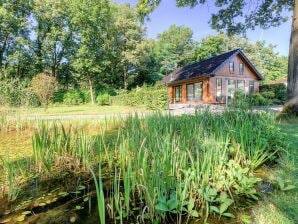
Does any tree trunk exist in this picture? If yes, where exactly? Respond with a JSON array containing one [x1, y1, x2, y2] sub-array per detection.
[[0, 33, 9, 78], [36, 23, 44, 73], [123, 68, 128, 90], [88, 77, 95, 104], [285, 0, 298, 115], [51, 42, 57, 77]]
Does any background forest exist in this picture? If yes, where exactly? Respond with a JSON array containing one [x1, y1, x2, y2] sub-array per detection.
[[0, 0, 288, 107]]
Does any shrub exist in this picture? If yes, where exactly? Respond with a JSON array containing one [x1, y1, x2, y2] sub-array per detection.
[[31, 72, 58, 109], [0, 78, 40, 107], [249, 93, 272, 106], [63, 90, 84, 105], [260, 83, 287, 104], [112, 84, 168, 110], [96, 94, 111, 105]]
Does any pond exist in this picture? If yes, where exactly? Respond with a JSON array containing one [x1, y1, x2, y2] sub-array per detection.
[[0, 111, 286, 224]]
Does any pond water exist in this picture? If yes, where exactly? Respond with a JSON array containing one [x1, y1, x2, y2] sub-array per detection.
[[0, 131, 32, 161], [0, 130, 241, 224]]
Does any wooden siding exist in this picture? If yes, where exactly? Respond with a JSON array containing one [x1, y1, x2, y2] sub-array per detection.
[[168, 77, 210, 104], [167, 54, 261, 104]]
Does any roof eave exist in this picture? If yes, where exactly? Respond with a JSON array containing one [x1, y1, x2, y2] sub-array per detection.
[[167, 74, 215, 86]]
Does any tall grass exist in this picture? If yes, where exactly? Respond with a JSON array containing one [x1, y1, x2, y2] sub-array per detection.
[[1, 108, 287, 223]]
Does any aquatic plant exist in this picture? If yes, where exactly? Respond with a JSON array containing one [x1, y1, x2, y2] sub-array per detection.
[[13, 108, 286, 223], [90, 165, 105, 224]]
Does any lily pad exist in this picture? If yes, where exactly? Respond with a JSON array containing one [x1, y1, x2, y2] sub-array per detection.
[[22, 211, 31, 215], [16, 215, 25, 222], [75, 205, 82, 210]]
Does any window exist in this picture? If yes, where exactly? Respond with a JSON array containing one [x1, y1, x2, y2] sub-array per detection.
[[239, 63, 244, 74], [237, 80, 245, 93], [187, 82, 203, 101], [229, 61, 234, 72], [216, 79, 222, 102], [175, 86, 182, 102], [227, 79, 236, 99], [249, 81, 254, 95]]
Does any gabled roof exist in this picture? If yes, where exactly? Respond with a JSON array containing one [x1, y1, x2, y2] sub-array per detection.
[[164, 49, 264, 85]]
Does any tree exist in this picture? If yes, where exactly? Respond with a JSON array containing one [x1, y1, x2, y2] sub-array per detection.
[[32, 0, 74, 78], [111, 4, 145, 90], [192, 34, 288, 82], [69, 0, 111, 104], [155, 25, 194, 75], [137, 0, 297, 115], [31, 72, 58, 109], [0, 0, 32, 78]]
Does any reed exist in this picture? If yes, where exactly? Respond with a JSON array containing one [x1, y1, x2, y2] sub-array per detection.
[[9, 108, 286, 223]]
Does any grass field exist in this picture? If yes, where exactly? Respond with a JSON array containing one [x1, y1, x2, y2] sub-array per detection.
[[0, 104, 148, 117], [253, 119, 298, 224]]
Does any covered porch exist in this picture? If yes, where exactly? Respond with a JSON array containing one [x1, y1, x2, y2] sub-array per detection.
[[167, 77, 212, 104]]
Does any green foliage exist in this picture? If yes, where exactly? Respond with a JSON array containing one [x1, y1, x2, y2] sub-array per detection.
[[260, 83, 287, 103], [137, 0, 292, 35], [1, 108, 287, 222], [63, 90, 85, 105], [96, 94, 111, 106], [31, 73, 58, 108], [112, 84, 168, 110], [0, 78, 40, 107]]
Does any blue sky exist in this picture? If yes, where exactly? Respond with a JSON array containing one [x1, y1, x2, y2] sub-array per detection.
[[115, 0, 291, 56]]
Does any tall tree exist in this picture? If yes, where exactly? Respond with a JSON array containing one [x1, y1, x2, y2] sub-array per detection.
[[137, 0, 297, 114], [155, 25, 194, 75], [0, 0, 31, 78], [32, 0, 74, 78], [69, 0, 111, 104], [112, 4, 145, 90]]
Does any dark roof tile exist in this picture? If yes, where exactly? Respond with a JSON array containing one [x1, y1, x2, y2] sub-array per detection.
[[163, 49, 263, 84]]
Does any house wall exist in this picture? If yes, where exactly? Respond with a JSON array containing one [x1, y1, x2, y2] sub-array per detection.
[[168, 77, 210, 104], [209, 54, 260, 103], [168, 54, 261, 104]]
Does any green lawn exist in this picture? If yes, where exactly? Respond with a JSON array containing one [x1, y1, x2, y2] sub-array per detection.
[[0, 104, 148, 116], [253, 119, 298, 224]]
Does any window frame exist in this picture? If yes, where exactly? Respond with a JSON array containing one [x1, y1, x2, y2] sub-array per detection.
[[186, 81, 203, 102], [216, 78, 222, 102], [174, 85, 182, 102], [249, 81, 254, 95], [229, 61, 234, 73], [227, 79, 236, 99], [239, 63, 244, 74]]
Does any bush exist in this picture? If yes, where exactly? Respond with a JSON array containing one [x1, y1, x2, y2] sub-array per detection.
[[96, 94, 111, 105], [112, 84, 168, 110], [248, 93, 272, 106], [31, 72, 58, 109], [0, 78, 40, 107], [63, 90, 84, 105], [260, 83, 287, 104]]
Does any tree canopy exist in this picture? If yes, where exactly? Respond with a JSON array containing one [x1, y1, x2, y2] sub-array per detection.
[[0, 0, 289, 104]]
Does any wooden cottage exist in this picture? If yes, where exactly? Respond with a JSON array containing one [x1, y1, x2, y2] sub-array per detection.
[[164, 49, 264, 105]]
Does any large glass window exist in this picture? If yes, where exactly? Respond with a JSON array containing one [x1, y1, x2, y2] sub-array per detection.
[[187, 82, 203, 101], [216, 79, 222, 102], [175, 86, 181, 102], [229, 61, 234, 72], [239, 63, 244, 74], [228, 79, 236, 99], [237, 80, 245, 93], [249, 81, 254, 95]]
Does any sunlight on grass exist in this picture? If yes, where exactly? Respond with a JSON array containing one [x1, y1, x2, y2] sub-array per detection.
[[0, 104, 148, 116], [252, 119, 298, 224]]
